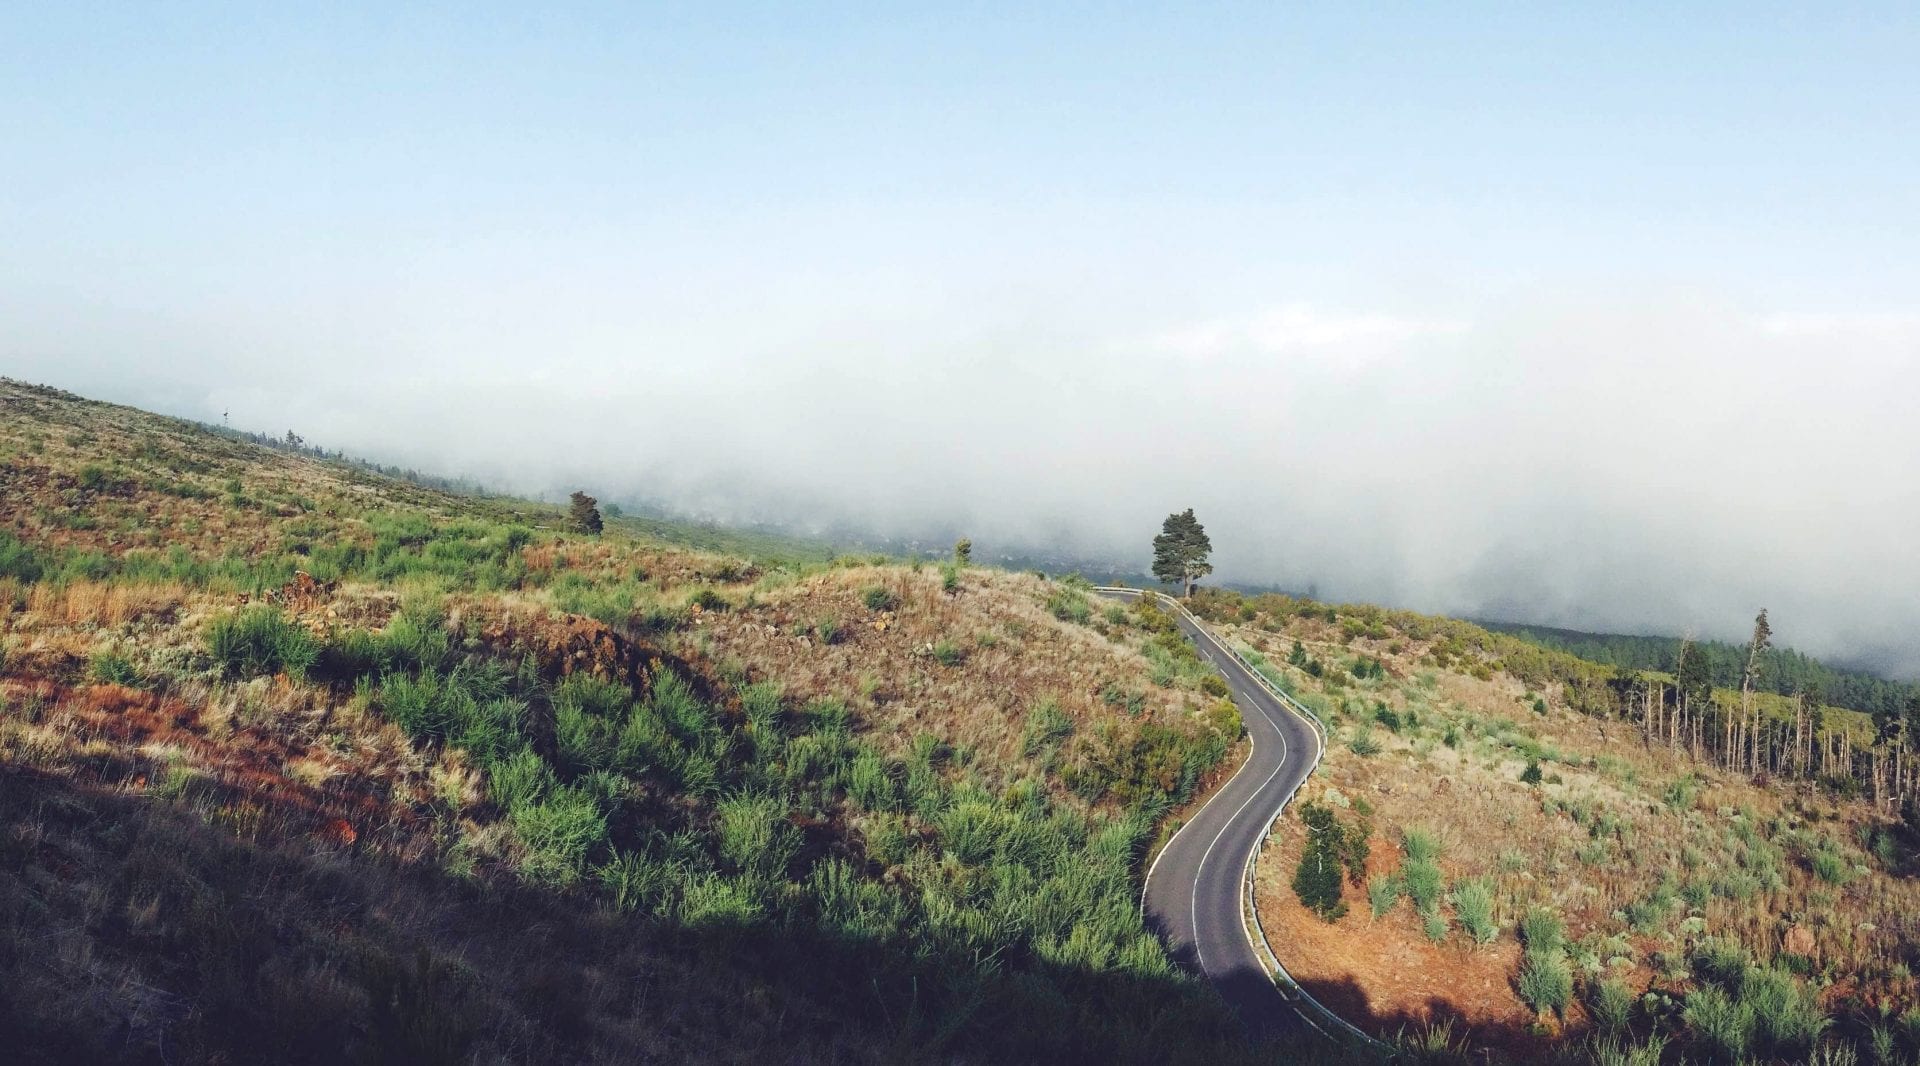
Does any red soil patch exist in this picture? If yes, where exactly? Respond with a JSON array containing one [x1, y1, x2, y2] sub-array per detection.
[[460, 600, 702, 699], [1256, 824, 1566, 1057], [5, 678, 416, 850]]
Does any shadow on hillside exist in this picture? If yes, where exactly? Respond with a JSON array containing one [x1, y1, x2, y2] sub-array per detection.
[[0, 766, 1349, 1066], [1297, 973, 1552, 1059]]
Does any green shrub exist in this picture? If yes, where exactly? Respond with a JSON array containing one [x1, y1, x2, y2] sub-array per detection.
[[206, 606, 319, 679], [1683, 984, 1753, 1063], [848, 748, 900, 811], [635, 601, 690, 633], [863, 814, 912, 868], [739, 680, 783, 727], [1634, 886, 1682, 935], [688, 587, 729, 612], [861, 585, 898, 611], [381, 669, 453, 741], [1454, 878, 1497, 944], [0, 532, 45, 582], [317, 626, 385, 681], [937, 799, 1007, 866], [1422, 909, 1448, 943], [677, 872, 767, 929], [1520, 758, 1543, 785], [489, 748, 553, 813], [1692, 939, 1750, 990], [1046, 585, 1092, 624], [1664, 773, 1702, 810], [931, 639, 964, 666], [1520, 908, 1566, 954], [550, 673, 629, 775], [1020, 699, 1075, 759], [1402, 857, 1444, 914], [599, 851, 671, 914], [1348, 732, 1383, 756], [1367, 874, 1402, 918], [1741, 966, 1829, 1056], [803, 696, 850, 737], [550, 574, 643, 627], [1866, 1025, 1897, 1066], [717, 791, 801, 879], [511, 786, 607, 887], [1811, 849, 1853, 885], [1339, 816, 1372, 886], [1199, 674, 1230, 698], [1712, 870, 1760, 901], [1061, 718, 1205, 807], [88, 650, 143, 687], [1403, 827, 1442, 862], [1592, 976, 1635, 1034], [379, 609, 451, 672], [1681, 878, 1712, 909], [1517, 948, 1573, 1016]]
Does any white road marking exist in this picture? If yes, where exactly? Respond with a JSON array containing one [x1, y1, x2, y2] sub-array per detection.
[[1189, 716, 1287, 971], [1099, 589, 1349, 1043]]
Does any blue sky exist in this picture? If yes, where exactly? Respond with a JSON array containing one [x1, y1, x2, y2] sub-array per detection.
[[4, 4, 1919, 672], [7, 4, 1916, 310]]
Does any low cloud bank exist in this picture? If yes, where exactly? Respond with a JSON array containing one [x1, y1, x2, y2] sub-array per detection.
[[14, 292, 1919, 678]]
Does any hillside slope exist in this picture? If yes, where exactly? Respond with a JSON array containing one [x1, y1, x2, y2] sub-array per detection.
[[1182, 589, 1920, 1064], [0, 380, 1278, 1064]]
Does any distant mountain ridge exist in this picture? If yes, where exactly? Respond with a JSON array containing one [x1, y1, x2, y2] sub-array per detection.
[[1482, 619, 1913, 718]]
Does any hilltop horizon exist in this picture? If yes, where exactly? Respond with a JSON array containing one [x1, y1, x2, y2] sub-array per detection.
[[15, 376, 1913, 701]]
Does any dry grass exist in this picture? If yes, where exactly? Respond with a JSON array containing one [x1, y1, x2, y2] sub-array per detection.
[[1226, 608, 1920, 1051], [697, 564, 1200, 780], [26, 579, 186, 626]]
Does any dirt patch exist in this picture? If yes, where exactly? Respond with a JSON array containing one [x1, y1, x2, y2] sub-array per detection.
[[1, 678, 421, 852], [464, 602, 655, 686], [1256, 820, 1560, 1057]]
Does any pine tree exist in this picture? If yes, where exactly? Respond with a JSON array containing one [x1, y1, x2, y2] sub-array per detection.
[[1741, 610, 1772, 773], [952, 538, 972, 567], [1151, 508, 1214, 598], [1676, 638, 1712, 758], [1292, 802, 1348, 921], [1873, 691, 1913, 751], [568, 491, 604, 536]]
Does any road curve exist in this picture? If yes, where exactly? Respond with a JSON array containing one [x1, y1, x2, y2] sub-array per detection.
[[1096, 589, 1327, 1046]]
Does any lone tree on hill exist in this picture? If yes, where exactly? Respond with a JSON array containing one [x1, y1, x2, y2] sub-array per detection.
[[568, 491, 604, 536], [1151, 508, 1213, 598], [953, 538, 972, 567]]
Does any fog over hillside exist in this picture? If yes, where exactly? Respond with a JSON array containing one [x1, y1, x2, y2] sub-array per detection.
[[16, 291, 1919, 679]]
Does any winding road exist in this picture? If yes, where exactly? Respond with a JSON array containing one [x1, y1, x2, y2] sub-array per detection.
[[1094, 588, 1338, 1048]]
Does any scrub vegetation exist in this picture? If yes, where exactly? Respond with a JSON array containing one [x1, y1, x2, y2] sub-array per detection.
[[1214, 587, 1920, 1064], [10, 378, 1919, 1065], [0, 380, 1292, 1064]]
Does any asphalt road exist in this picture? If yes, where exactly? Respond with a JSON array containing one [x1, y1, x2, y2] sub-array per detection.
[[1097, 589, 1325, 1046]]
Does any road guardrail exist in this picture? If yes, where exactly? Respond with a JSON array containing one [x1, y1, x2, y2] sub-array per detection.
[[1093, 586, 1386, 1055]]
